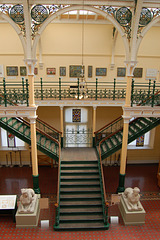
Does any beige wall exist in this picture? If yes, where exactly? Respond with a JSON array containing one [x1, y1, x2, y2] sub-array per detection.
[[0, 23, 160, 82], [37, 106, 61, 131]]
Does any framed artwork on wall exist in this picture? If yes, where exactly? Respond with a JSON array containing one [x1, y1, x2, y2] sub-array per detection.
[[46, 68, 56, 75], [20, 66, 27, 76], [34, 67, 38, 75], [69, 65, 84, 78], [96, 68, 107, 76], [133, 68, 143, 78], [7, 132, 16, 148], [60, 67, 66, 76], [0, 65, 4, 77], [6, 66, 18, 76], [72, 109, 81, 122], [88, 66, 92, 78], [117, 67, 126, 77]]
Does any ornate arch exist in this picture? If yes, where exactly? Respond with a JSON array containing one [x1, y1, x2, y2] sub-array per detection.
[[32, 5, 130, 59], [0, 12, 27, 57], [134, 15, 160, 60]]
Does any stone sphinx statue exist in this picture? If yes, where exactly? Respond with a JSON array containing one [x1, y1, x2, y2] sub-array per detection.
[[18, 188, 37, 214], [123, 187, 143, 211]]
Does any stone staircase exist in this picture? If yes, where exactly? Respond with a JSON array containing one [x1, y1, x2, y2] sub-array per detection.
[[54, 148, 109, 230]]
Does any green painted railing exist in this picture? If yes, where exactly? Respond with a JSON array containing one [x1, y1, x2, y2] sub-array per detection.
[[97, 151, 109, 227], [36, 118, 62, 143], [0, 77, 160, 107], [94, 116, 123, 145]]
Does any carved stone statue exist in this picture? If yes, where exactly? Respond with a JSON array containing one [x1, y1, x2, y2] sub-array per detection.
[[123, 187, 143, 211], [18, 188, 37, 214]]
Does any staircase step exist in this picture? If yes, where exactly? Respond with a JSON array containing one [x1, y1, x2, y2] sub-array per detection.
[[61, 175, 99, 180], [61, 160, 98, 164], [60, 193, 101, 200], [60, 200, 102, 206], [60, 207, 103, 214], [60, 181, 100, 186], [61, 164, 98, 168], [60, 187, 100, 193], [55, 222, 108, 231], [60, 214, 103, 222], [61, 169, 98, 174]]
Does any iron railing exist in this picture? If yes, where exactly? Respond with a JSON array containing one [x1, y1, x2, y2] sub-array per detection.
[[0, 77, 160, 107]]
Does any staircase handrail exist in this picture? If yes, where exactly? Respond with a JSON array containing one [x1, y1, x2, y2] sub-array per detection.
[[54, 152, 61, 226], [36, 117, 62, 143]]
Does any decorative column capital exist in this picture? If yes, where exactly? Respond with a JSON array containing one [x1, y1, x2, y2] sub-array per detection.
[[24, 58, 37, 75], [93, 106, 97, 111], [124, 60, 138, 76], [60, 106, 64, 110], [122, 115, 131, 124]]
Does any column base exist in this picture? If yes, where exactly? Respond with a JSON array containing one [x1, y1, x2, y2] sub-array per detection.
[[92, 137, 95, 147], [116, 173, 125, 193], [61, 137, 63, 148], [32, 175, 40, 194]]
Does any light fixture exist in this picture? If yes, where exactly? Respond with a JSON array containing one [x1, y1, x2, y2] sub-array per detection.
[[75, 0, 88, 99]]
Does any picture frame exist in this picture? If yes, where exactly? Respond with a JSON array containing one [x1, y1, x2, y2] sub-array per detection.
[[88, 66, 92, 78], [96, 68, 107, 76], [20, 66, 27, 76], [60, 67, 66, 76], [69, 65, 84, 78], [7, 132, 16, 148], [0, 65, 4, 77], [117, 67, 126, 77], [6, 66, 18, 76], [133, 68, 143, 78], [46, 68, 56, 75], [34, 67, 38, 75]]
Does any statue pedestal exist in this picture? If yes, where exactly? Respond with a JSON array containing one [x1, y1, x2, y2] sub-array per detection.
[[16, 196, 40, 228], [119, 195, 146, 225]]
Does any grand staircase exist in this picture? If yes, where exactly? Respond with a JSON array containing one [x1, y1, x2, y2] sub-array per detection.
[[96, 117, 160, 160], [54, 148, 109, 231], [0, 117, 61, 161]]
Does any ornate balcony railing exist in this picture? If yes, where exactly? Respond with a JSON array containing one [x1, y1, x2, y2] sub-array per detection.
[[0, 77, 160, 107]]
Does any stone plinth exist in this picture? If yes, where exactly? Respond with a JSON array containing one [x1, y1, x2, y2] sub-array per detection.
[[16, 196, 40, 228], [119, 195, 146, 225]]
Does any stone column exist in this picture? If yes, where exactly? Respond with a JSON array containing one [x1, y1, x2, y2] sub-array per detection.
[[25, 59, 40, 194], [60, 106, 64, 148], [92, 106, 97, 147], [117, 61, 137, 192]]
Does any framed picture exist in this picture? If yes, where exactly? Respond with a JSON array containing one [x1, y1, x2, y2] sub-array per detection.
[[88, 66, 92, 78], [7, 132, 16, 148], [34, 67, 38, 75], [46, 68, 56, 75], [117, 67, 126, 77], [136, 135, 144, 147], [20, 66, 27, 76], [60, 67, 66, 76], [69, 65, 84, 78], [96, 68, 107, 76], [0, 65, 4, 77], [133, 68, 143, 78], [6, 66, 18, 76]]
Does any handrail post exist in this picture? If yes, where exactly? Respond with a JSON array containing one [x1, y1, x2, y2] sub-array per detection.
[[113, 78, 116, 100], [26, 79, 29, 106], [22, 77, 25, 101], [131, 79, 134, 107], [95, 78, 98, 100], [40, 77, 43, 100], [59, 77, 61, 100], [148, 79, 151, 98], [77, 78, 80, 100], [3, 78, 7, 107], [152, 80, 156, 107]]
